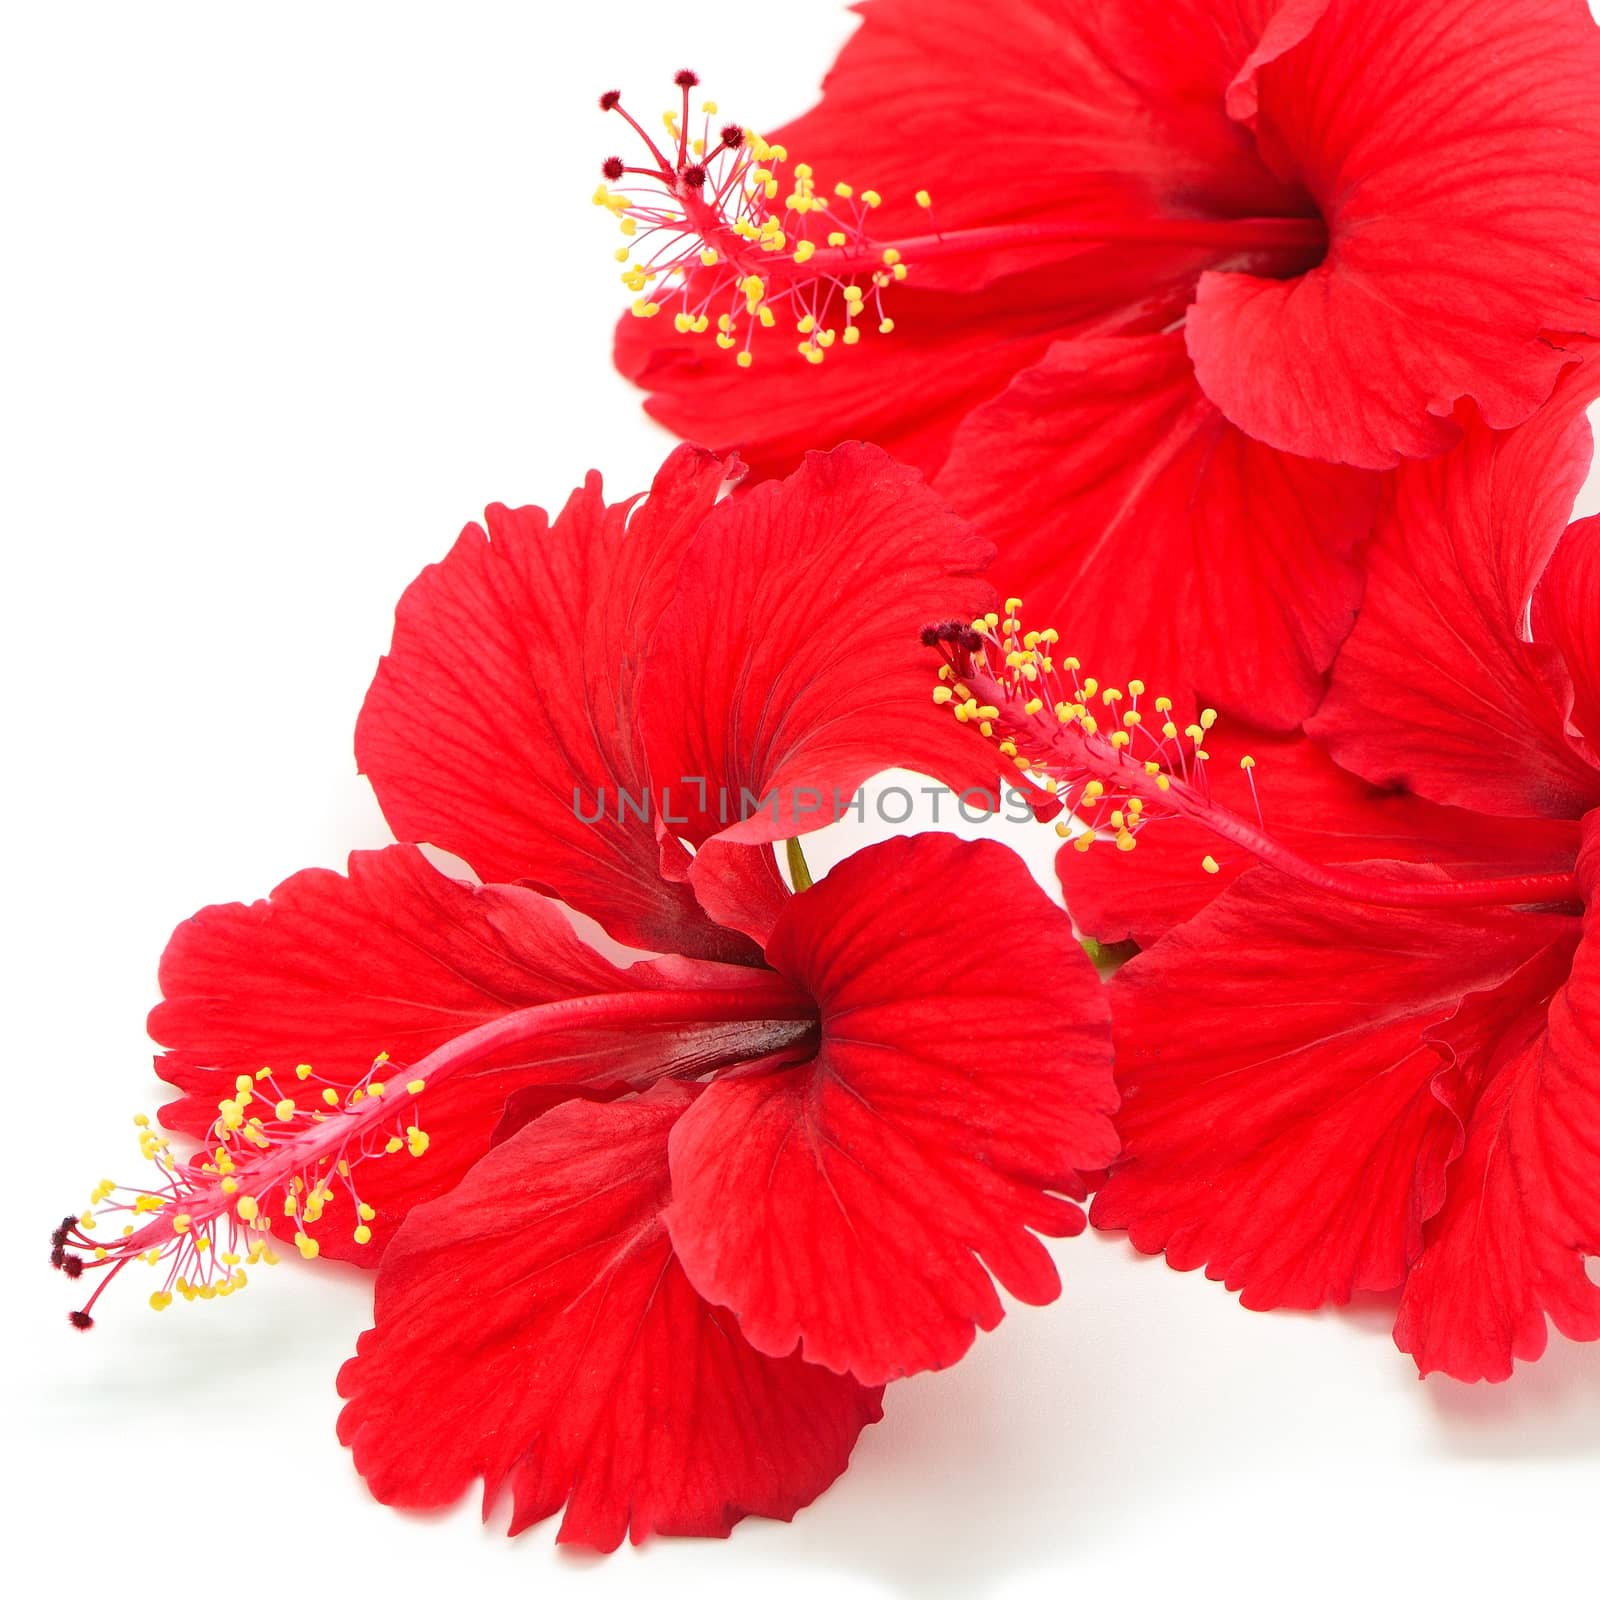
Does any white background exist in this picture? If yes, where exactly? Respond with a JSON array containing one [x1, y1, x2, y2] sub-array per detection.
[[5, 4, 1599, 1596]]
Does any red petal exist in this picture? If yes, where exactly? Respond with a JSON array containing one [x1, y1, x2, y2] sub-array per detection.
[[1059, 724, 1583, 948], [1309, 372, 1600, 819], [1532, 515, 1600, 771], [1393, 818, 1599, 1381], [616, 272, 1078, 483], [1092, 864, 1576, 1309], [152, 846, 793, 1258], [337, 1089, 883, 1549], [1189, 0, 1600, 466], [664, 833, 1117, 1384], [355, 445, 758, 962], [768, 0, 1310, 293], [640, 443, 1007, 858], [936, 334, 1377, 728]]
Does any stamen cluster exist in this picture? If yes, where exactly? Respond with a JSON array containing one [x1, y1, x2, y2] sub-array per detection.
[[923, 600, 1253, 863], [596, 74, 921, 365], [51, 1056, 432, 1327]]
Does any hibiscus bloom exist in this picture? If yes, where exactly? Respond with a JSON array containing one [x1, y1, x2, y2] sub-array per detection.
[[57, 441, 1118, 1544], [607, 1, 1600, 727], [928, 367, 1597, 1383]]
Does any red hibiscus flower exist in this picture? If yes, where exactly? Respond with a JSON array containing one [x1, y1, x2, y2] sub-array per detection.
[[56, 441, 1118, 1544], [927, 364, 1599, 1383], [605, 1, 1600, 728]]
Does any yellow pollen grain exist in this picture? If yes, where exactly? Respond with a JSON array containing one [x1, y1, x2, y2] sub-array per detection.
[[295, 1233, 320, 1260], [1202, 855, 1220, 874], [407, 1127, 430, 1158]]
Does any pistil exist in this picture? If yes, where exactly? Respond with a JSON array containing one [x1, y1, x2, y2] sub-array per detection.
[[926, 606, 1580, 912], [597, 76, 1326, 366], [54, 980, 815, 1326]]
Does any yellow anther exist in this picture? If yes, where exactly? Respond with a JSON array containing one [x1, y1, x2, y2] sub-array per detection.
[[878, 318, 895, 333], [218, 1099, 244, 1130], [1156, 774, 1172, 791], [406, 1127, 430, 1157], [1202, 855, 1221, 875], [736, 351, 754, 368], [1240, 755, 1257, 770], [882, 247, 902, 266], [353, 1225, 373, 1246], [1024, 697, 1044, 715], [827, 230, 847, 247], [1109, 730, 1131, 748], [133, 1194, 165, 1213], [758, 306, 776, 327], [1055, 820, 1072, 838], [1124, 710, 1142, 728], [235, 1194, 259, 1223], [385, 1136, 404, 1154], [833, 181, 853, 199], [295, 1233, 320, 1260], [1083, 780, 1105, 799], [149, 1289, 173, 1311], [1115, 830, 1138, 853], [630, 298, 661, 319], [172, 1214, 191, 1235], [861, 189, 881, 207], [1073, 832, 1095, 853], [220, 1176, 239, 1195], [701, 99, 718, 114], [321, 1087, 339, 1107], [1200, 708, 1219, 730], [793, 239, 815, 264], [915, 189, 932, 208], [283, 1193, 297, 1216], [892, 263, 908, 280], [133, 1113, 150, 1128], [295, 1063, 313, 1080], [796, 313, 816, 334], [273, 1098, 295, 1122], [932, 686, 954, 704], [842, 326, 860, 344]]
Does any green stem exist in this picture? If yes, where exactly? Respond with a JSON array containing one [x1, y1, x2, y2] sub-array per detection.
[[785, 836, 815, 892]]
